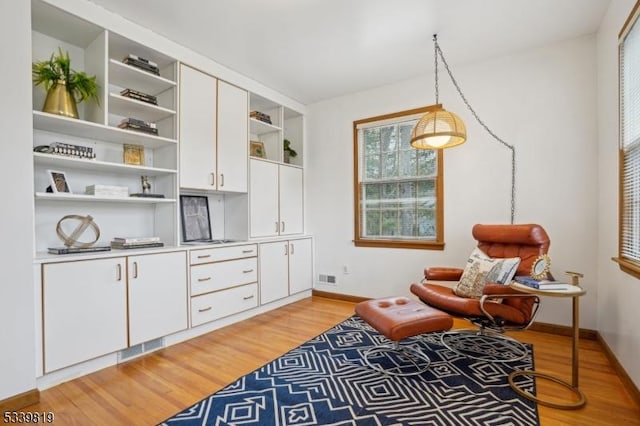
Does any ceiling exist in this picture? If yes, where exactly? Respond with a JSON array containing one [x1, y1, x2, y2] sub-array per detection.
[[86, 0, 611, 105]]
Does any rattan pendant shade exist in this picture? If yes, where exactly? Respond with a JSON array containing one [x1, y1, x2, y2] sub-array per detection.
[[410, 105, 466, 149]]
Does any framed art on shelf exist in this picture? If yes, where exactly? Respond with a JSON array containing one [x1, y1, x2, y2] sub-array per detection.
[[180, 195, 212, 242], [123, 144, 145, 165], [250, 141, 266, 158], [47, 170, 71, 193]]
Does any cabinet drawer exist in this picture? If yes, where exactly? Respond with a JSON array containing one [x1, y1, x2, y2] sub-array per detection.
[[191, 283, 258, 327], [190, 244, 257, 265], [190, 257, 257, 296]]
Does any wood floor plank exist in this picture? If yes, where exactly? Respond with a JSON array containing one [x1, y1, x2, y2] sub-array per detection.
[[20, 296, 640, 425]]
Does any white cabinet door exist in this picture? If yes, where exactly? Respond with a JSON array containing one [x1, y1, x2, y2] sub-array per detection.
[[259, 241, 289, 305], [288, 238, 312, 295], [179, 64, 217, 190], [250, 159, 279, 237], [43, 258, 127, 373], [128, 251, 188, 346], [279, 165, 304, 235], [217, 80, 248, 193]]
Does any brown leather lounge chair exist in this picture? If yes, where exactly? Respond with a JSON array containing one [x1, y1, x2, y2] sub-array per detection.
[[410, 224, 549, 362]]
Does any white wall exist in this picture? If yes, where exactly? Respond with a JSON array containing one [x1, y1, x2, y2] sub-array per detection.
[[0, 0, 37, 400], [597, 0, 640, 388], [307, 35, 599, 329]]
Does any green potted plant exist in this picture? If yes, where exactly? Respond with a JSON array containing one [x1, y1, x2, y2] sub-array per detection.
[[283, 139, 297, 163], [32, 48, 99, 119]]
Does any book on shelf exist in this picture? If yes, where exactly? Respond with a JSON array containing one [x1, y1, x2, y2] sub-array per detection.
[[122, 57, 160, 75], [126, 54, 158, 68], [112, 236, 161, 244], [120, 117, 157, 129], [514, 276, 571, 290], [120, 88, 158, 105], [110, 241, 164, 250], [250, 111, 272, 124], [118, 122, 159, 135], [48, 246, 111, 255]]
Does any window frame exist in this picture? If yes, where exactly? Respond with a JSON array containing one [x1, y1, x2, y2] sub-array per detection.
[[353, 105, 445, 250], [615, 0, 640, 279]]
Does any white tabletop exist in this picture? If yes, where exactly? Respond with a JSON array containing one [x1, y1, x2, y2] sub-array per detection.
[[510, 281, 586, 297]]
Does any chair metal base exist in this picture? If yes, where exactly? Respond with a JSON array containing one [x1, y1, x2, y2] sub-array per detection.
[[440, 328, 529, 363], [363, 341, 431, 376], [509, 370, 587, 409]]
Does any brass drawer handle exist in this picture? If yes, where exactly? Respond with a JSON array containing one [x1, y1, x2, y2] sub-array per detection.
[[197, 277, 212, 282], [243, 295, 255, 300], [198, 306, 212, 313]]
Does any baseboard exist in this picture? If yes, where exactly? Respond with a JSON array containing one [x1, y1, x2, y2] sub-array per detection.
[[0, 389, 40, 412], [312, 289, 369, 303], [527, 321, 598, 340], [596, 331, 640, 409]]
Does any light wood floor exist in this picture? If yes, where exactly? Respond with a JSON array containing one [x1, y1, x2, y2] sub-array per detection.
[[21, 296, 640, 425]]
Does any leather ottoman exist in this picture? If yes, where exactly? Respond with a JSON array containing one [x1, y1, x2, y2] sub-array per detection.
[[355, 296, 453, 376]]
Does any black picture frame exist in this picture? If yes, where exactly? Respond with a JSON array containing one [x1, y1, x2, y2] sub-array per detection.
[[180, 195, 212, 242]]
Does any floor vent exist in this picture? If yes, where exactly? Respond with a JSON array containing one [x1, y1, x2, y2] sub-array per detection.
[[118, 337, 165, 362]]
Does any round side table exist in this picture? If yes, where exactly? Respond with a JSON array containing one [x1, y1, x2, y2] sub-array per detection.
[[508, 280, 587, 410]]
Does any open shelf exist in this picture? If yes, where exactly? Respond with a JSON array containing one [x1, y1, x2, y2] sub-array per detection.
[[33, 111, 178, 150], [35, 192, 176, 204], [108, 59, 176, 95], [33, 153, 177, 176], [109, 93, 176, 123]]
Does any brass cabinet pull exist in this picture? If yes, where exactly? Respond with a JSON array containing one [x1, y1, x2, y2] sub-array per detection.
[[242, 269, 254, 273], [220, 173, 225, 187], [197, 254, 212, 259], [197, 277, 212, 282], [116, 263, 122, 281], [133, 261, 138, 279], [198, 306, 212, 313], [243, 295, 255, 300], [210, 172, 215, 186]]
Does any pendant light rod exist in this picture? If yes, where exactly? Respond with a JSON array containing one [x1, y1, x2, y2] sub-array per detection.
[[432, 34, 516, 223]]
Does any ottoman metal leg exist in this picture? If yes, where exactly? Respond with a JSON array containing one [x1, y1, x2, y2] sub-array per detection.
[[363, 341, 431, 376]]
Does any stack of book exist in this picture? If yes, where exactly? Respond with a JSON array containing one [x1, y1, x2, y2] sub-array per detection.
[[514, 276, 570, 290], [118, 117, 158, 135], [120, 88, 158, 105], [111, 236, 164, 250], [48, 246, 111, 255], [123, 54, 160, 76], [250, 110, 272, 124]]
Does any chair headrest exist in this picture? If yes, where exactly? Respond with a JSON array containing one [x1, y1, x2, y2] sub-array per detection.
[[472, 224, 550, 248]]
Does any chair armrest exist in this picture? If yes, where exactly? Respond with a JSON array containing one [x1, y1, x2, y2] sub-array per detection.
[[424, 267, 463, 281]]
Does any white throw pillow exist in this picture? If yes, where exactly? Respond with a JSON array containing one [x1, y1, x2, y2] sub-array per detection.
[[454, 248, 520, 298]]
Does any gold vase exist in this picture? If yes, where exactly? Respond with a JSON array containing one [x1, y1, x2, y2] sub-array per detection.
[[42, 79, 79, 119]]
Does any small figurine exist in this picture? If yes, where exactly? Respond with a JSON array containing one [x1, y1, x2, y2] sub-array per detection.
[[141, 175, 151, 194]]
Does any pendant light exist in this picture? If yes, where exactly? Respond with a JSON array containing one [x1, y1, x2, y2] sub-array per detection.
[[411, 35, 517, 224], [410, 35, 467, 149]]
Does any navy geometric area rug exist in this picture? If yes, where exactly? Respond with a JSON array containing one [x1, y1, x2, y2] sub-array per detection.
[[160, 316, 538, 425]]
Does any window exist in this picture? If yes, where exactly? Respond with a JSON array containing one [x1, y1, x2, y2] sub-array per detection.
[[617, 2, 640, 278], [353, 106, 444, 249]]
